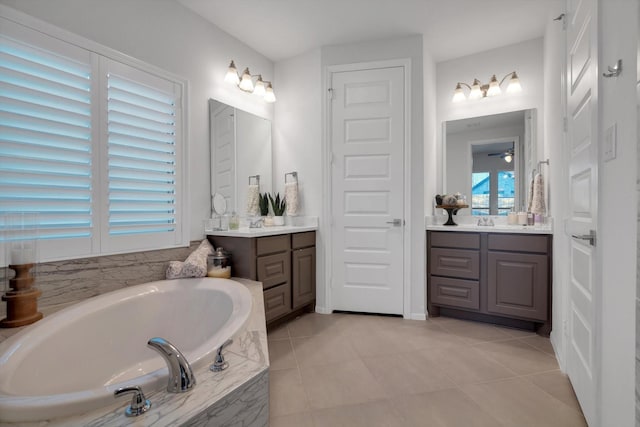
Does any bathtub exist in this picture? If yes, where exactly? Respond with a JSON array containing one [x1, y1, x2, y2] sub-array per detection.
[[0, 277, 253, 423]]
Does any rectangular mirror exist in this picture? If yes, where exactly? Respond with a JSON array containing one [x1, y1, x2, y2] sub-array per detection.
[[443, 109, 537, 215], [209, 99, 272, 215]]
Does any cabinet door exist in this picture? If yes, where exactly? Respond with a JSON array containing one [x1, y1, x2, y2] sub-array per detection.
[[292, 246, 316, 309], [487, 252, 548, 321]]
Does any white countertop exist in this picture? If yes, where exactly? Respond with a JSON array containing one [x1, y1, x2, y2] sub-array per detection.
[[426, 223, 553, 234], [207, 224, 318, 238], [206, 216, 318, 238], [425, 215, 553, 235]]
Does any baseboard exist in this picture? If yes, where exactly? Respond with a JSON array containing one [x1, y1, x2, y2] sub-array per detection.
[[314, 305, 332, 314], [411, 312, 427, 321]]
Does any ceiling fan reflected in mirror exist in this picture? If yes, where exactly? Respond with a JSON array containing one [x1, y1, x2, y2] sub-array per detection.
[[488, 149, 514, 163]]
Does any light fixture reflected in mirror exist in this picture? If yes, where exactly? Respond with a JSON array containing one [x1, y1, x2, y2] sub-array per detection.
[[504, 153, 513, 163], [452, 72, 521, 102], [224, 60, 276, 103]]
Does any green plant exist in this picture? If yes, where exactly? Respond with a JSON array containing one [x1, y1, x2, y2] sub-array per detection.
[[258, 193, 270, 216], [268, 192, 286, 216]]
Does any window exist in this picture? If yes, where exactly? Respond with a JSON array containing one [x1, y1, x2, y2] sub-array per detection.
[[471, 172, 490, 215], [497, 170, 515, 216], [0, 17, 186, 264]]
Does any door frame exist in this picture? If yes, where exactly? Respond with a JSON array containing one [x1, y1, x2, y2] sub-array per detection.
[[321, 58, 413, 319]]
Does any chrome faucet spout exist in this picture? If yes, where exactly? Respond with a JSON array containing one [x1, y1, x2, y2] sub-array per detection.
[[147, 337, 196, 393]]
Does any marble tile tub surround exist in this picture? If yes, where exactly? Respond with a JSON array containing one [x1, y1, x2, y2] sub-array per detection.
[[0, 241, 201, 321], [268, 312, 586, 427], [0, 278, 269, 427]]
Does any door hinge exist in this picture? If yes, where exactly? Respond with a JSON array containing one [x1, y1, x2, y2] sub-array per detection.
[[328, 87, 335, 100]]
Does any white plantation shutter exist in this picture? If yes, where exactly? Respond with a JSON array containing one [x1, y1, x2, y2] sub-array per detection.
[[0, 17, 186, 264], [102, 60, 182, 252], [0, 31, 95, 260]]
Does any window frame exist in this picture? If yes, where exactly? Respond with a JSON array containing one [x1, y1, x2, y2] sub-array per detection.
[[0, 7, 189, 266]]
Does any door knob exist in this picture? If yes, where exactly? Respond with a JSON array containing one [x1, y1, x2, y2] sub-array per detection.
[[571, 230, 596, 246], [385, 219, 403, 226]]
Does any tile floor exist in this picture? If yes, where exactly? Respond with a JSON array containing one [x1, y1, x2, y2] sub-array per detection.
[[267, 312, 586, 427]]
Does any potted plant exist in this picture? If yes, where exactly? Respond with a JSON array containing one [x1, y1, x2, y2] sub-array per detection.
[[268, 192, 286, 226], [258, 192, 270, 216]]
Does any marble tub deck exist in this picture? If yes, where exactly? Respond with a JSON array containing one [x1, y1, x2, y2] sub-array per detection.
[[0, 278, 269, 427]]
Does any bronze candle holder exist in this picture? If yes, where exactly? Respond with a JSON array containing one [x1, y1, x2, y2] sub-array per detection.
[[0, 263, 43, 328]]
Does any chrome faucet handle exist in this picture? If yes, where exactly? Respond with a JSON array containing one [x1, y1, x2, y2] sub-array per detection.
[[249, 217, 264, 228], [114, 386, 151, 417], [210, 339, 233, 372]]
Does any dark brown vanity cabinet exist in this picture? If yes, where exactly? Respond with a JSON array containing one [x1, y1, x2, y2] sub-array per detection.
[[427, 231, 551, 333], [208, 231, 316, 325]]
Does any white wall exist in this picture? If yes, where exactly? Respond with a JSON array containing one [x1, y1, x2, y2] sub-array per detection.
[[273, 49, 322, 217], [317, 36, 426, 318], [598, 0, 638, 424], [0, 0, 275, 241], [434, 38, 545, 200]]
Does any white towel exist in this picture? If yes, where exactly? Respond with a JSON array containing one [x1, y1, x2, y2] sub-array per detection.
[[246, 184, 260, 216], [529, 173, 546, 216], [285, 181, 299, 216]]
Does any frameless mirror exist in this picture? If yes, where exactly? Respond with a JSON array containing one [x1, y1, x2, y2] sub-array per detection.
[[443, 109, 537, 215], [209, 99, 272, 216]]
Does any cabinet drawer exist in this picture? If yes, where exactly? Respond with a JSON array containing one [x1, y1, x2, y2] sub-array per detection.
[[488, 251, 548, 321], [257, 252, 291, 290], [430, 248, 480, 279], [256, 234, 290, 256], [488, 234, 549, 254], [292, 231, 316, 249], [263, 283, 292, 322], [430, 232, 479, 249], [430, 277, 480, 310]]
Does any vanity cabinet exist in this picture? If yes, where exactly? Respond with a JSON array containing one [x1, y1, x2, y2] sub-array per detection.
[[427, 231, 551, 333], [208, 231, 316, 325]]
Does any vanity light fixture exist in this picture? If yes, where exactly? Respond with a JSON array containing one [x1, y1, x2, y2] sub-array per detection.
[[452, 71, 521, 102], [224, 60, 276, 103]]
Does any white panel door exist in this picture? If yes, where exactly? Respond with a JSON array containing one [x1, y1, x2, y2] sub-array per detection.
[[330, 66, 404, 315], [210, 103, 235, 210], [565, 0, 599, 423]]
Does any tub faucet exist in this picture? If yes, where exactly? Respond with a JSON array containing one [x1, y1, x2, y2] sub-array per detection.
[[147, 337, 196, 393]]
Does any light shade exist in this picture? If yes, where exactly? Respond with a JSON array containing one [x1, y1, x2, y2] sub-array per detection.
[[486, 75, 501, 97], [468, 79, 483, 100], [264, 83, 276, 103], [253, 76, 266, 97], [239, 68, 254, 92], [506, 72, 522, 94], [224, 60, 240, 85], [504, 153, 513, 163], [452, 83, 465, 102]]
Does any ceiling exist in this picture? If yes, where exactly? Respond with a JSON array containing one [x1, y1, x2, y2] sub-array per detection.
[[177, 0, 561, 63]]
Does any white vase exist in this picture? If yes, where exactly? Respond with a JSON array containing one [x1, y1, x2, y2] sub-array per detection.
[[273, 216, 285, 226]]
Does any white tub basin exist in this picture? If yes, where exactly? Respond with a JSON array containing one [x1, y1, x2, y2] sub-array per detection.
[[0, 277, 252, 422]]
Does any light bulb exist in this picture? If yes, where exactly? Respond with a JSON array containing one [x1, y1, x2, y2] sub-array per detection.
[[504, 154, 513, 163], [264, 83, 276, 103], [506, 72, 522, 94], [239, 68, 254, 92], [253, 76, 266, 97], [469, 79, 482, 100], [452, 83, 465, 102], [224, 60, 239, 85], [487, 75, 501, 97]]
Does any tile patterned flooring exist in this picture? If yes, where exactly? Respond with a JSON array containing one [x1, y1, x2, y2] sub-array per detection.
[[267, 313, 587, 427]]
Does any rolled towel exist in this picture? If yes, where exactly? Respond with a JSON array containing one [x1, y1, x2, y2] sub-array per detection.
[[285, 181, 299, 216], [246, 184, 260, 216], [530, 173, 546, 216]]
